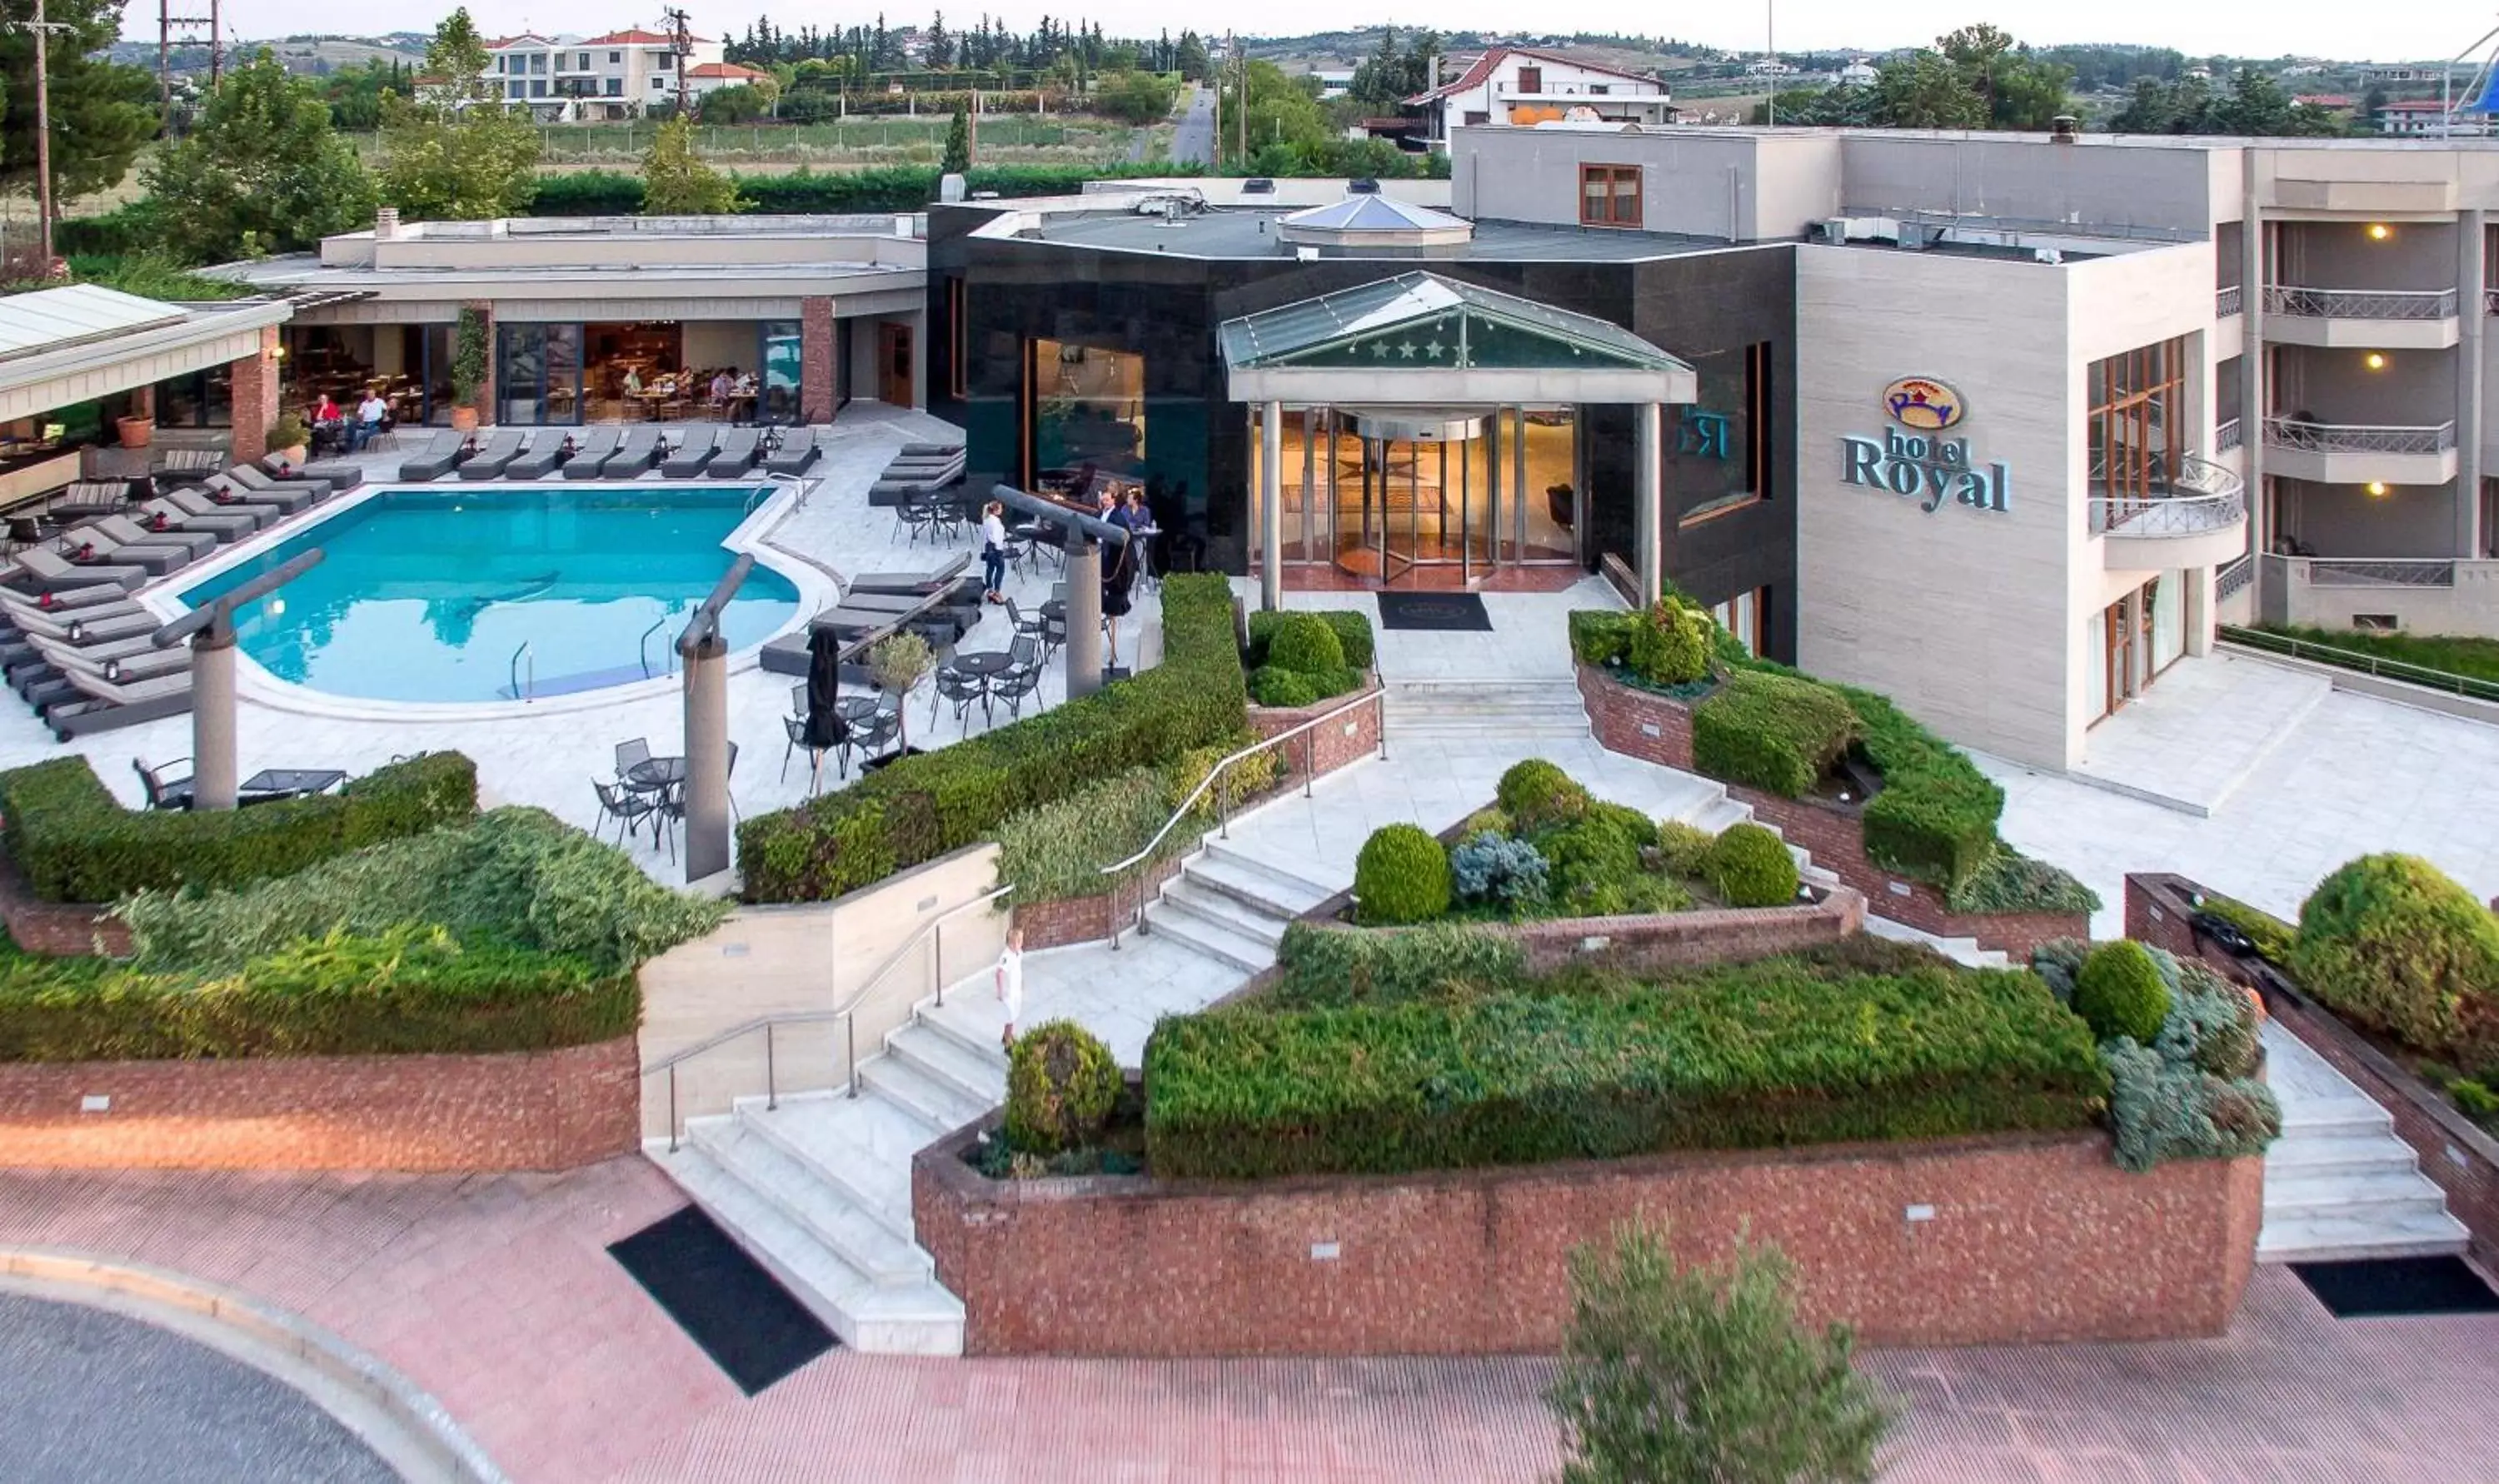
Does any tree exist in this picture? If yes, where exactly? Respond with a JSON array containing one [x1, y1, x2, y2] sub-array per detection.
[[2107, 68, 2346, 138], [1546, 1225, 1898, 1484], [142, 50, 377, 265], [926, 12, 951, 69], [1173, 31, 1210, 83], [701, 83, 770, 124], [0, 0, 157, 207], [941, 104, 971, 173], [377, 8, 541, 221], [641, 114, 740, 214], [1095, 70, 1179, 125], [1873, 51, 1985, 129]]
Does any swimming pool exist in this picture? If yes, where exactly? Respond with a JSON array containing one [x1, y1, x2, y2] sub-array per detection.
[[175, 486, 801, 704]]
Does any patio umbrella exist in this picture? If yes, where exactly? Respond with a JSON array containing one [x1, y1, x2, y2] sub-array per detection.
[[803, 625, 851, 751]]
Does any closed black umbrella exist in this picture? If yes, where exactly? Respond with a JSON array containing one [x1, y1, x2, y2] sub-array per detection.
[[803, 625, 850, 751]]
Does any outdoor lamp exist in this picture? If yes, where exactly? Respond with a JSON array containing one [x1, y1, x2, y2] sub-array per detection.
[[2363, 352, 2387, 371], [2366, 481, 2391, 497], [2366, 223, 2392, 241]]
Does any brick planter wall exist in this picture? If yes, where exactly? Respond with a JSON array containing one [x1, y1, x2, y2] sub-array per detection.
[[0, 1035, 640, 1172], [1012, 850, 1188, 952], [2127, 872, 2499, 1273], [1577, 665, 2087, 959], [1249, 684, 1384, 785], [916, 1128, 2262, 1357], [0, 853, 128, 958]]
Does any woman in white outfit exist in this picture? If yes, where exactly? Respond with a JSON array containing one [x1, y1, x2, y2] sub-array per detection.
[[995, 927, 1025, 1050]]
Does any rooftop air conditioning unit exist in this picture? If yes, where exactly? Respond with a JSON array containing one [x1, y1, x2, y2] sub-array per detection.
[[2035, 247, 2065, 266], [1818, 218, 1849, 244]]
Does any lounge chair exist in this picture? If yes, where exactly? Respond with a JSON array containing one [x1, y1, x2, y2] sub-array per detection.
[[0, 583, 137, 615], [599, 426, 662, 479], [55, 528, 192, 576], [561, 426, 621, 480], [869, 466, 967, 509], [262, 455, 364, 493], [458, 431, 526, 481], [205, 473, 314, 516], [227, 465, 334, 505], [762, 426, 819, 476], [58, 480, 137, 513], [660, 428, 721, 478], [398, 431, 470, 482], [17, 635, 190, 706], [89, 515, 217, 562], [845, 553, 975, 595], [707, 426, 762, 477], [897, 442, 963, 459], [503, 432, 570, 481], [7, 545, 148, 593], [4, 603, 159, 645], [142, 495, 260, 540], [47, 665, 193, 740]]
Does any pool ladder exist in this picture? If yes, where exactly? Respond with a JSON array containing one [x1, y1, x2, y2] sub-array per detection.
[[509, 640, 534, 704], [639, 617, 676, 680]]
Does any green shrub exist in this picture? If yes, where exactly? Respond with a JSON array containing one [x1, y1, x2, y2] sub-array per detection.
[[1145, 956, 2107, 1179], [1261, 611, 1346, 674], [1543, 810, 1652, 915], [1843, 686, 2002, 893], [2073, 940, 2172, 1044], [1625, 598, 1713, 686], [1650, 820, 1715, 879], [1497, 758, 1590, 833], [2028, 938, 2088, 1003], [1268, 922, 1529, 1010], [1944, 847, 2102, 915], [1248, 665, 1319, 708], [1690, 671, 1858, 799], [0, 752, 477, 904], [1567, 610, 1637, 669], [1247, 608, 1374, 670], [2157, 960, 2262, 1078], [1703, 824, 1800, 909], [1003, 1020, 1123, 1154], [2449, 1078, 2499, 1124], [1449, 831, 1550, 912], [991, 767, 1174, 904], [2289, 854, 2499, 1068], [739, 575, 1245, 902], [1166, 736, 1282, 815], [0, 924, 634, 1061], [1353, 824, 1452, 924], [117, 807, 725, 975], [2102, 1038, 2281, 1174], [2199, 894, 2296, 965]]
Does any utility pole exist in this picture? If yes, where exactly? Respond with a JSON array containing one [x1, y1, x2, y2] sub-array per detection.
[[666, 5, 695, 119], [1765, 1, 1777, 127], [4, 0, 77, 269], [1231, 31, 1244, 167], [157, 0, 220, 128]]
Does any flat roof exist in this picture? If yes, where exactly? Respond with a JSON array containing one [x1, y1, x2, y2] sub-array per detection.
[[204, 256, 917, 291], [0, 284, 188, 364], [1025, 208, 1741, 263]]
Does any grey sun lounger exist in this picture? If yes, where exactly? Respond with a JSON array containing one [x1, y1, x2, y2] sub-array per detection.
[[227, 465, 333, 504], [92, 515, 217, 561], [206, 473, 315, 515], [561, 426, 621, 480], [762, 426, 819, 475], [600, 426, 663, 479], [54, 530, 191, 576], [3, 602, 157, 645], [458, 431, 526, 481], [7, 545, 148, 593], [845, 553, 975, 595], [398, 431, 471, 482], [263, 456, 364, 493], [897, 442, 964, 459], [144, 495, 261, 539], [0, 582, 135, 614], [502, 432, 570, 481], [706, 426, 763, 477], [660, 428, 721, 478], [47, 665, 193, 740]]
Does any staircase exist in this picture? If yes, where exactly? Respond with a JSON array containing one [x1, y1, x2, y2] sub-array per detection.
[[2257, 1022, 2470, 1262], [1137, 843, 1335, 971], [1384, 679, 1592, 740]]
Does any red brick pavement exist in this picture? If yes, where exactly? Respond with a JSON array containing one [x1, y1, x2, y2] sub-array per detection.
[[2, 1158, 2492, 1482]]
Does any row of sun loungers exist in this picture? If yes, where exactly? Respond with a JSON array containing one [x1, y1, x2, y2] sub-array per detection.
[[759, 554, 985, 675], [0, 583, 195, 740], [867, 443, 967, 508], [398, 426, 825, 484]]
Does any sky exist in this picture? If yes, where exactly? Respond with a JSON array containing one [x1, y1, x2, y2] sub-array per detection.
[[140, 2, 2485, 68]]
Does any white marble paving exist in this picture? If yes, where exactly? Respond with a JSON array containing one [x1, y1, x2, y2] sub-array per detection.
[[2072, 650, 2332, 815]]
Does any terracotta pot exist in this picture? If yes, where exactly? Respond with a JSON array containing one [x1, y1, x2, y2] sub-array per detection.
[[115, 415, 153, 450], [275, 445, 307, 470], [450, 406, 480, 433]]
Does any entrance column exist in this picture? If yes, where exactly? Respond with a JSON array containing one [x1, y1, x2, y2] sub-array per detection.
[[1632, 402, 1663, 606], [227, 326, 282, 466], [2185, 566, 2217, 658], [1259, 399, 1284, 610], [801, 296, 837, 423]]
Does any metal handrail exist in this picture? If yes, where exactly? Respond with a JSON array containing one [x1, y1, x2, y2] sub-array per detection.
[[2215, 417, 2243, 454], [508, 640, 533, 702], [2294, 556, 2458, 589], [2262, 418, 2458, 456], [1095, 685, 1389, 945], [2261, 285, 2458, 321], [2088, 489, 2244, 538], [2219, 625, 2499, 702], [2216, 554, 2256, 600], [2215, 283, 2242, 318], [638, 616, 673, 679], [641, 883, 1015, 1148]]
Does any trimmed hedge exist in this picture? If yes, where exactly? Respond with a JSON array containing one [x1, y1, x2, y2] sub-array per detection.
[[521, 162, 1209, 218], [1354, 824, 1452, 924], [2073, 940, 2172, 1044], [1248, 609, 1374, 671], [1703, 823, 1800, 909], [0, 926, 634, 1061], [1145, 954, 2108, 1179], [1690, 671, 1858, 799], [738, 575, 1245, 901], [1269, 921, 1529, 1010], [2290, 854, 2499, 1073], [0, 752, 478, 904], [1004, 1020, 1122, 1154]]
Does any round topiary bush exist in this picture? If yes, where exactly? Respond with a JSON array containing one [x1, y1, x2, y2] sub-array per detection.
[[1004, 1020, 1122, 1155], [2072, 939, 2172, 1045], [1263, 612, 1347, 675], [1354, 823, 1454, 924], [1626, 597, 1713, 686], [2290, 853, 2499, 1067], [1249, 665, 1321, 708], [1496, 758, 1590, 833], [1701, 823, 1799, 908]]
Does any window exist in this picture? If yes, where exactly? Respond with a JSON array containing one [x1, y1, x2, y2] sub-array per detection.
[[507, 80, 525, 99], [758, 321, 802, 425], [1588, 84, 1609, 96], [1579, 164, 1641, 229], [2086, 336, 2188, 521], [1675, 341, 1773, 525], [1516, 65, 1544, 93], [1028, 339, 1146, 483], [946, 277, 969, 400], [579, 52, 591, 70], [656, 52, 673, 70], [1464, 110, 1490, 126], [651, 76, 666, 90], [531, 79, 547, 97], [494, 56, 507, 73], [531, 52, 546, 73], [1710, 589, 1766, 656], [554, 52, 566, 72], [606, 77, 622, 97], [608, 50, 622, 63]]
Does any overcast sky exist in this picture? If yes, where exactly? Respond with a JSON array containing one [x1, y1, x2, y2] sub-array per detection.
[[155, 3, 2480, 67]]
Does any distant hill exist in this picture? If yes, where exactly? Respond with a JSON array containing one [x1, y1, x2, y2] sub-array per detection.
[[107, 32, 422, 77]]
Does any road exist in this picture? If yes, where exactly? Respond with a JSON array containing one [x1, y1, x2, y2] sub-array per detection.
[[1167, 85, 1216, 166]]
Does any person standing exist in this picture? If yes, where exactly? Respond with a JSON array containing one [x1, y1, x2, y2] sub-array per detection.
[[1098, 486, 1135, 668], [980, 500, 1010, 604], [995, 927, 1025, 1050]]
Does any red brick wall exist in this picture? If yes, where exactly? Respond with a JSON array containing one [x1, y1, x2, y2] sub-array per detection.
[[0, 853, 129, 958], [1250, 685, 1384, 784], [0, 1036, 640, 1172], [1578, 666, 2086, 959], [801, 296, 836, 424], [1013, 850, 1187, 951], [916, 1129, 2262, 1357], [227, 326, 281, 466], [2127, 872, 2499, 1274]]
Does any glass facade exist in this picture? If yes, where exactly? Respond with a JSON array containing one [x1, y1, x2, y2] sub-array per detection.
[[1030, 339, 1146, 481], [496, 323, 583, 426], [2087, 336, 2188, 501], [758, 321, 801, 426]]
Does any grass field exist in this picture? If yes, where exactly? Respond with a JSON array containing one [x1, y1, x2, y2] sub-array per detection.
[[345, 115, 1157, 169]]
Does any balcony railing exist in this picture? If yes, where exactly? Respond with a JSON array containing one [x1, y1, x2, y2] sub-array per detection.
[[2488, 287, 2499, 316], [2216, 553, 2256, 600], [2302, 557, 2457, 589], [2262, 286, 2458, 321], [2215, 417, 2243, 453], [2216, 283, 2243, 318], [2086, 453, 2245, 538], [2262, 418, 2457, 456]]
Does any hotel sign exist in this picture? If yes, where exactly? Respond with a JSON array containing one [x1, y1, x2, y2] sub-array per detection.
[[1839, 376, 2011, 514]]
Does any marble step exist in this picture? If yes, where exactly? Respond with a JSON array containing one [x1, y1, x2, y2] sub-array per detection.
[[856, 1049, 993, 1136], [2265, 1168, 2455, 1221], [913, 992, 1016, 1068], [2277, 1098, 2396, 1139], [1194, 842, 1339, 909], [1862, 914, 2013, 969], [885, 1020, 1007, 1108], [732, 1088, 930, 1240], [1156, 878, 1293, 945], [2265, 1132, 2420, 1180], [1138, 903, 1276, 974], [686, 1117, 934, 1286], [1680, 795, 1752, 834], [2255, 1205, 2472, 1264]]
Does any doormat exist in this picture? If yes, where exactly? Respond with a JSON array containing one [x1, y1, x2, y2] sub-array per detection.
[[1376, 591, 1492, 632], [2292, 1255, 2499, 1318], [608, 1205, 835, 1393]]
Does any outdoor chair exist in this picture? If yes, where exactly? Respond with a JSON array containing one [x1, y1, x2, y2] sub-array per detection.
[[137, 496, 255, 542], [1007, 596, 1048, 646], [660, 428, 721, 478], [593, 779, 664, 855], [207, 473, 314, 515], [762, 426, 819, 476], [227, 466, 332, 505], [930, 647, 985, 733], [615, 737, 652, 780], [8, 545, 147, 593], [132, 755, 194, 810], [397, 431, 470, 482], [562, 426, 621, 480], [56, 528, 191, 576], [991, 637, 1045, 723], [94, 515, 215, 562], [707, 426, 762, 477], [599, 426, 663, 479], [502, 432, 570, 480], [47, 665, 193, 740]]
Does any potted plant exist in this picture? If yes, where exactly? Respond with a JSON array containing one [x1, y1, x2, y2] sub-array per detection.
[[265, 411, 310, 466], [115, 412, 154, 450], [449, 307, 490, 433], [866, 630, 936, 764]]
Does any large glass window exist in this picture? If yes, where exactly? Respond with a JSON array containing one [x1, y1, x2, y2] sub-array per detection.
[[1030, 339, 1145, 482], [156, 365, 233, 428], [2087, 336, 2187, 505], [758, 320, 801, 424], [496, 323, 583, 426], [1673, 342, 1769, 525]]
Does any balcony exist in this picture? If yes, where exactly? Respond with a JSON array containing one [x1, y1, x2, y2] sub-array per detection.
[[2215, 417, 2243, 454], [2089, 454, 2249, 571], [2258, 553, 2499, 638], [2262, 417, 2459, 485], [2260, 286, 2459, 349], [2215, 284, 2242, 318]]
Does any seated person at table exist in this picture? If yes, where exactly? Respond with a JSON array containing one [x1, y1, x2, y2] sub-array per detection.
[[312, 392, 343, 426], [622, 366, 644, 396], [709, 368, 736, 406], [351, 390, 390, 450]]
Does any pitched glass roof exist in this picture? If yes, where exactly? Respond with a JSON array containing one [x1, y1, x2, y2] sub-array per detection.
[[1277, 196, 1470, 234], [1217, 271, 1686, 373], [0, 285, 187, 364]]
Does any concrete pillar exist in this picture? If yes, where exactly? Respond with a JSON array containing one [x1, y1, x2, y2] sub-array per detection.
[[1259, 399, 1283, 610], [681, 640, 731, 883], [2241, 154, 2271, 574], [1065, 540, 1104, 700], [2458, 209, 2486, 559], [191, 638, 239, 811], [800, 296, 837, 423], [1632, 401, 1662, 606], [226, 326, 282, 466], [2184, 565, 2216, 657]]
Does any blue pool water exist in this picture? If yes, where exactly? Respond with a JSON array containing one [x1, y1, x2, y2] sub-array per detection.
[[176, 486, 800, 703]]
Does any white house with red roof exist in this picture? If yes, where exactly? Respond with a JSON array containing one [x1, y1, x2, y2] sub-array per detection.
[[1403, 47, 1672, 148], [481, 27, 730, 120]]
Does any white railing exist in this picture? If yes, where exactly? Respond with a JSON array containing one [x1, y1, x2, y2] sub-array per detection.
[[2216, 554, 2256, 600], [2086, 453, 2246, 538], [2262, 285, 2458, 321], [2220, 625, 2499, 701], [2263, 418, 2458, 456], [2215, 283, 2243, 318], [2215, 417, 2243, 453]]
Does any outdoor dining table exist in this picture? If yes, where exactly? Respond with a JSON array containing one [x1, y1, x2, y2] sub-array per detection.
[[948, 650, 1018, 684], [240, 768, 347, 800], [623, 756, 686, 794]]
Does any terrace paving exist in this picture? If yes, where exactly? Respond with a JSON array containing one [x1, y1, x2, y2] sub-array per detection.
[[1, 1160, 2492, 1482]]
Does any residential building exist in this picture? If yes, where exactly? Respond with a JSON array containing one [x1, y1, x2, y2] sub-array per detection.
[[1402, 47, 1672, 147], [1834, 59, 1880, 88], [484, 28, 726, 121]]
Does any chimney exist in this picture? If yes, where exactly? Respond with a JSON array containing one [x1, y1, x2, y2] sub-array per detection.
[[2051, 115, 2078, 144], [375, 207, 401, 239]]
